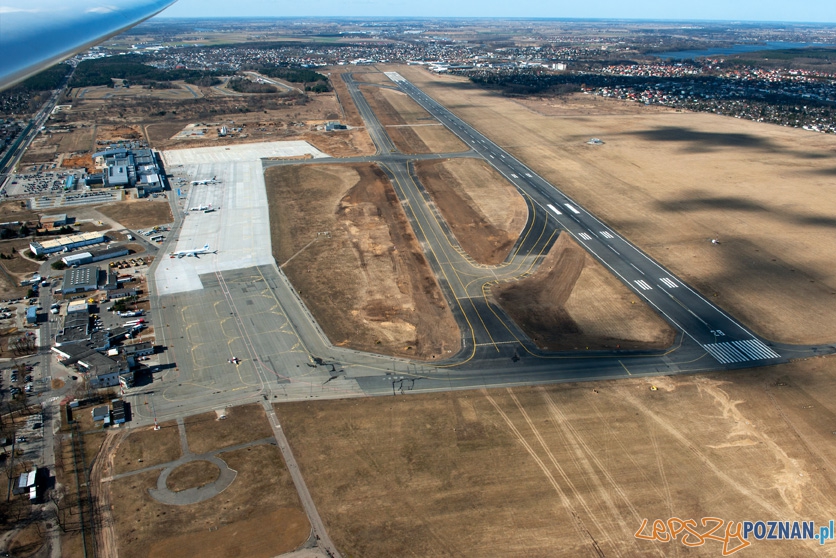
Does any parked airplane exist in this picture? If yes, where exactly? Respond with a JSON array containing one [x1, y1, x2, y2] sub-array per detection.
[[189, 204, 212, 212], [0, 0, 178, 91], [191, 176, 219, 185], [170, 244, 216, 259]]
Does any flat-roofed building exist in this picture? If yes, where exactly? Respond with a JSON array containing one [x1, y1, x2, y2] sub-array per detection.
[[30, 231, 105, 256], [62, 266, 99, 294]]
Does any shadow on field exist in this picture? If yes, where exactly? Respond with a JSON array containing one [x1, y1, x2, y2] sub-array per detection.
[[654, 189, 836, 229]]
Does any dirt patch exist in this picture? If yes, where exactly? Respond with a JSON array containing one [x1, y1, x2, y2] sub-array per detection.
[[113, 421, 181, 475], [93, 199, 172, 230], [166, 460, 221, 492], [277, 355, 836, 557], [109, 443, 308, 558], [415, 158, 528, 265], [0, 200, 39, 224], [184, 403, 273, 455], [391, 65, 836, 345], [62, 152, 95, 172], [361, 86, 467, 154], [266, 163, 460, 360], [493, 233, 675, 350], [95, 124, 143, 143]]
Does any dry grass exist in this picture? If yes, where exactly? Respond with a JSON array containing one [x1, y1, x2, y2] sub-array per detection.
[[110, 444, 308, 558], [277, 355, 836, 557], [184, 403, 273, 455], [328, 67, 365, 127], [361, 85, 467, 153], [493, 233, 675, 350], [415, 158, 528, 265], [93, 199, 173, 230], [266, 163, 460, 359], [392, 65, 836, 345], [113, 421, 181, 475], [166, 460, 221, 492]]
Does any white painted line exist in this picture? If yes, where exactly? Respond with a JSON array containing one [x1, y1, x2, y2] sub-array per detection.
[[511, 174, 518, 178], [660, 277, 678, 288], [634, 280, 653, 291], [599, 231, 614, 239], [578, 232, 593, 241], [546, 204, 562, 216], [489, 155, 495, 158], [607, 246, 620, 255], [630, 263, 645, 275], [525, 173, 533, 177], [564, 203, 581, 215], [732, 339, 780, 360]]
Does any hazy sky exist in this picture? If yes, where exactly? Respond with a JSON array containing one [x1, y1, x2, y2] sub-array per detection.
[[158, 0, 836, 23]]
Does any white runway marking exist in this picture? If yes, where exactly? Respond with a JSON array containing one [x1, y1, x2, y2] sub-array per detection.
[[599, 231, 614, 239], [634, 280, 653, 291], [564, 203, 581, 214], [547, 204, 562, 216], [511, 173, 518, 178], [578, 232, 593, 241], [660, 277, 678, 288], [702, 340, 780, 363], [525, 173, 533, 177]]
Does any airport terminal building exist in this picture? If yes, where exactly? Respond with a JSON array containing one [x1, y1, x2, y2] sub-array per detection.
[[92, 147, 165, 196]]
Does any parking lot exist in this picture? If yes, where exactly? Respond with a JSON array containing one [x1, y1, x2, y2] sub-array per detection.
[[3, 169, 84, 197]]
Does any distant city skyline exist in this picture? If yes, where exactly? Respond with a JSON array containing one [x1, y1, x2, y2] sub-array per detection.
[[157, 1, 836, 24]]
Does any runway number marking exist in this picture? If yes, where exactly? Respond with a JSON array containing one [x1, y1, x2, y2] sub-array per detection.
[[578, 232, 593, 241], [634, 280, 653, 291], [600, 231, 614, 239], [564, 203, 581, 214], [547, 204, 562, 216], [660, 277, 678, 288]]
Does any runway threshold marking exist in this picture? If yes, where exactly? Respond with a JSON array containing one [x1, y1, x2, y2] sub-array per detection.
[[634, 280, 653, 291], [546, 204, 562, 216], [702, 339, 780, 364], [578, 232, 593, 241], [599, 231, 614, 239], [660, 277, 678, 288]]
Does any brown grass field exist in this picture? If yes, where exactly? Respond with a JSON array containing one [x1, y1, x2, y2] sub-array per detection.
[[391, 65, 836, 345], [184, 403, 273, 454], [493, 233, 676, 350], [166, 460, 221, 492], [361, 85, 467, 154], [329, 67, 366, 127], [108, 445, 309, 558], [112, 421, 181, 475], [278, 354, 836, 557], [93, 199, 173, 229], [414, 157, 528, 265], [266, 163, 460, 359]]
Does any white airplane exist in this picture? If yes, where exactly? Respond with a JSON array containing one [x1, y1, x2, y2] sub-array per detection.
[[170, 244, 216, 259], [189, 204, 211, 212], [0, 0, 178, 91], [191, 176, 219, 185]]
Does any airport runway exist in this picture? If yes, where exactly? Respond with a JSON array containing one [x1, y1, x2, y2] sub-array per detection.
[[129, 72, 836, 424]]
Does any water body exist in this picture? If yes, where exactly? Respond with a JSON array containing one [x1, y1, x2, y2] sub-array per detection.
[[656, 42, 836, 59]]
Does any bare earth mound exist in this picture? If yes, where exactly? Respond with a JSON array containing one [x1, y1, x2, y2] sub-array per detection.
[[415, 158, 528, 265], [392, 65, 836, 344], [493, 233, 674, 350], [277, 355, 836, 557], [94, 199, 173, 229], [361, 85, 467, 154], [266, 163, 460, 359]]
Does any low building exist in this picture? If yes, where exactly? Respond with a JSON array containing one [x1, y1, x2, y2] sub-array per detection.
[[62, 266, 99, 294], [26, 306, 37, 324], [30, 231, 106, 256], [112, 399, 127, 423], [91, 406, 109, 421], [78, 352, 130, 388], [40, 214, 67, 229], [61, 246, 130, 267], [66, 299, 89, 314], [106, 288, 138, 301], [55, 311, 89, 346], [123, 341, 154, 358]]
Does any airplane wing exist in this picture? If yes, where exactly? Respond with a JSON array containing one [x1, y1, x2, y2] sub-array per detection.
[[0, 0, 178, 91]]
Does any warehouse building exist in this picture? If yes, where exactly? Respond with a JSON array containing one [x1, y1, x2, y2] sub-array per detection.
[[62, 266, 100, 294], [61, 246, 129, 267], [29, 231, 106, 256], [93, 147, 166, 196]]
